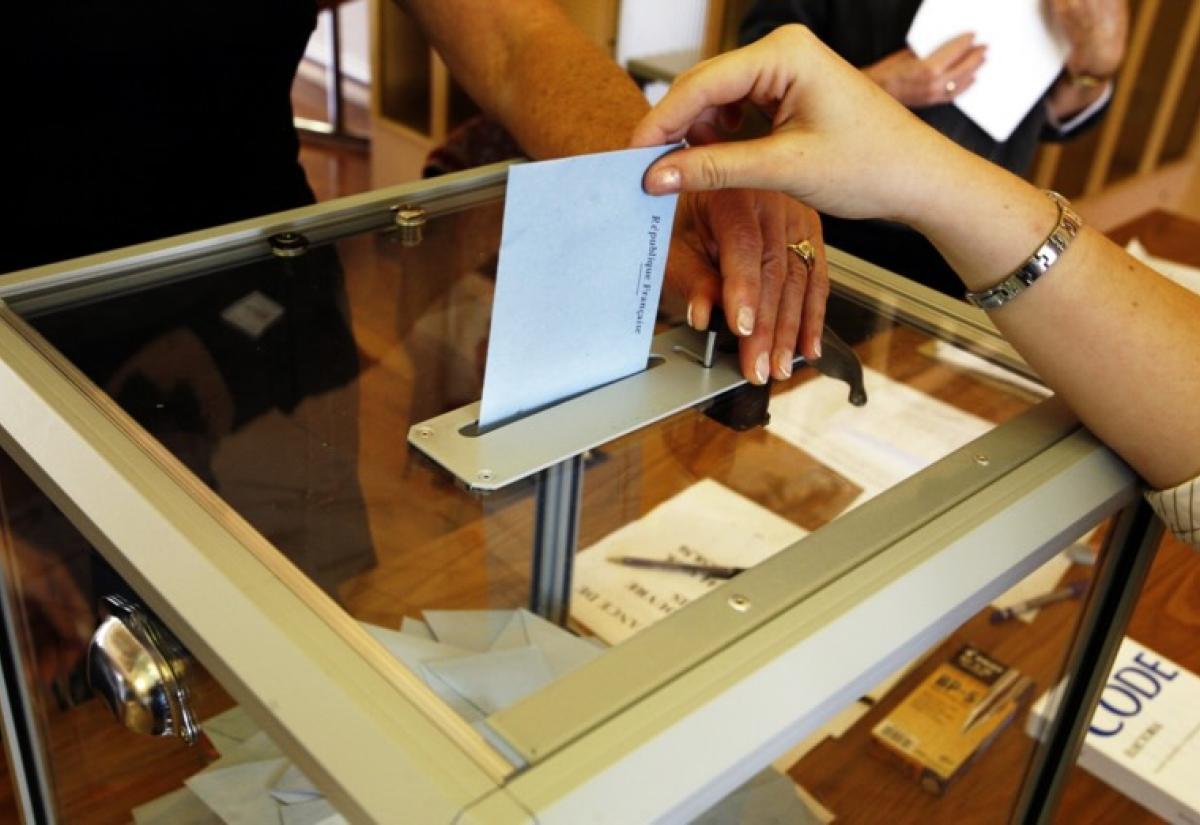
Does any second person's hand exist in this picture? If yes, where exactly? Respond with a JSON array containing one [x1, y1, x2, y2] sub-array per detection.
[[670, 189, 827, 382], [863, 32, 987, 109]]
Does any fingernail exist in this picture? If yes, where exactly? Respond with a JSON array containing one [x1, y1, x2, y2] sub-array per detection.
[[648, 166, 681, 193], [813, 338, 823, 360], [736, 306, 754, 336], [776, 350, 793, 379], [686, 300, 695, 329], [754, 352, 769, 385]]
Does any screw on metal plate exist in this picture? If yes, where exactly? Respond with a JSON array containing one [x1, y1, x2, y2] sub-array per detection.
[[416, 426, 434, 439], [477, 469, 494, 482], [727, 594, 752, 612], [393, 204, 427, 247], [268, 231, 309, 258], [973, 453, 991, 466]]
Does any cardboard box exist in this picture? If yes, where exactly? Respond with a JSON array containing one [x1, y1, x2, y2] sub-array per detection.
[[872, 644, 1031, 794]]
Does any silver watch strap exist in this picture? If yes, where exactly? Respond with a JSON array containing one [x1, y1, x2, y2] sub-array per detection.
[[965, 191, 1083, 310]]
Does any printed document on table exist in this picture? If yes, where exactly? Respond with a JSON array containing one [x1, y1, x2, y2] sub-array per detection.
[[478, 145, 680, 428], [767, 367, 991, 504], [907, 0, 1069, 142], [571, 479, 807, 645]]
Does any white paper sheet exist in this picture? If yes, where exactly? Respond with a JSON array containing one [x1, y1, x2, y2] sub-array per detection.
[[365, 609, 603, 725], [1127, 238, 1200, 295], [907, 0, 1069, 142], [694, 769, 832, 825], [202, 706, 263, 759], [422, 610, 524, 653], [479, 145, 680, 427], [139, 610, 605, 824], [141, 716, 346, 824], [280, 800, 348, 825], [925, 340, 1052, 399], [186, 757, 290, 825], [767, 368, 992, 503], [424, 646, 557, 715], [270, 764, 323, 805], [571, 479, 807, 645], [132, 788, 223, 825]]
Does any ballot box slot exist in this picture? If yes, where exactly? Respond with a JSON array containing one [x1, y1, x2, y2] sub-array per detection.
[[409, 323, 866, 623]]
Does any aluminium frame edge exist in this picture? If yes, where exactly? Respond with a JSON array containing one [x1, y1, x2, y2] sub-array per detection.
[[502, 428, 1137, 822], [0, 302, 512, 822], [827, 247, 1037, 380], [0, 161, 514, 315]]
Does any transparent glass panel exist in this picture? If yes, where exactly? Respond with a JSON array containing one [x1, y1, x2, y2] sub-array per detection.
[[0, 450, 345, 822], [7, 189, 1119, 821], [1048, 529, 1199, 825], [782, 534, 1104, 823]]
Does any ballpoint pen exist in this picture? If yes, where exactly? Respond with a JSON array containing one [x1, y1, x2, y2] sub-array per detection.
[[989, 579, 1087, 624], [961, 670, 1033, 733], [606, 556, 746, 579]]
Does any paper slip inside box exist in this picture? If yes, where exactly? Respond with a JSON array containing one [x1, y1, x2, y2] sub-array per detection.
[[571, 479, 807, 645], [133, 611, 602, 825], [908, 0, 1069, 142], [478, 145, 680, 428], [767, 367, 991, 506]]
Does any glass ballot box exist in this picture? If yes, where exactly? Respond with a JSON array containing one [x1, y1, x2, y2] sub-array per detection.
[[0, 164, 1158, 824]]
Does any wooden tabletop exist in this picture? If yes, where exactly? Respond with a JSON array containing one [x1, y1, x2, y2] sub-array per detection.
[[1104, 210, 1200, 267], [790, 210, 1200, 824]]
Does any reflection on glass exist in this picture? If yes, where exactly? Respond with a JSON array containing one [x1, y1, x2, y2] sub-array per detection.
[[27, 203, 517, 615], [13, 189, 1103, 823], [0, 450, 352, 821]]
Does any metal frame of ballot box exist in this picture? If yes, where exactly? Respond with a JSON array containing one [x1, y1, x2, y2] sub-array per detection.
[[0, 163, 1162, 823]]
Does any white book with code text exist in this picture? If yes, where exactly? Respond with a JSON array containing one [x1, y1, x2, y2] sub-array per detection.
[[1027, 638, 1200, 824]]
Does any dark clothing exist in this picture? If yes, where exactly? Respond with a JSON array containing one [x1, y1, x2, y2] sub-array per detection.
[[8, 2, 371, 597], [8, 1, 319, 273], [740, 0, 1104, 296]]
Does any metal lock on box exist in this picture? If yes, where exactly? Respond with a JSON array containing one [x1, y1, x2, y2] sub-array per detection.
[[87, 594, 199, 745]]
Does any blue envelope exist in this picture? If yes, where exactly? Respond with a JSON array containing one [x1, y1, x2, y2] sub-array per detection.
[[479, 144, 681, 428]]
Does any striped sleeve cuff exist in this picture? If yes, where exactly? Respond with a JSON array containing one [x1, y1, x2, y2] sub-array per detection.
[[1145, 476, 1200, 549]]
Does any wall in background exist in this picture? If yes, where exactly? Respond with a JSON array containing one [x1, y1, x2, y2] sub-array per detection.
[[304, 0, 372, 84], [617, 0, 708, 66]]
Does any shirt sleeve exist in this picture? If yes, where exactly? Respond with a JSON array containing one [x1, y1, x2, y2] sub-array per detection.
[[1145, 475, 1200, 550], [1043, 81, 1114, 138]]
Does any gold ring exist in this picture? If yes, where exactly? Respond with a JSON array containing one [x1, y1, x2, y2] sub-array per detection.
[[787, 239, 816, 269], [945, 79, 957, 94]]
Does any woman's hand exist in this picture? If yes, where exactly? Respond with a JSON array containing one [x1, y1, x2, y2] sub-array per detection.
[[670, 190, 827, 380], [864, 33, 987, 109], [631, 25, 955, 230], [1052, 0, 1127, 79]]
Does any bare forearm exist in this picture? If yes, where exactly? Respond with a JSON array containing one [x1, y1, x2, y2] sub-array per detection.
[[910, 148, 1200, 488], [635, 25, 1194, 486], [400, 0, 648, 158]]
